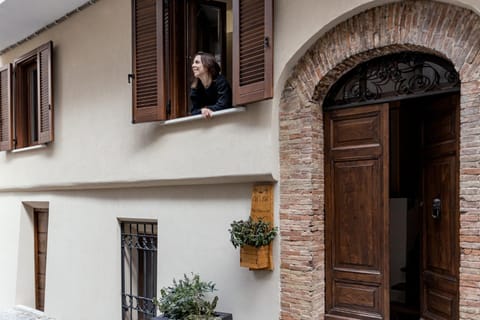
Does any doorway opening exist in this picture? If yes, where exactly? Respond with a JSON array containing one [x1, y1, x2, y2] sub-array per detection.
[[388, 92, 459, 320], [323, 51, 460, 320], [388, 96, 423, 319]]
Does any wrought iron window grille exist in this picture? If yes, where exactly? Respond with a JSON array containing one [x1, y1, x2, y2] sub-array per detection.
[[121, 222, 158, 320], [323, 52, 460, 110]]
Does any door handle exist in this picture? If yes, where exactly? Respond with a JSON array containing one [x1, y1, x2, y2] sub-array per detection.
[[432, 198, 441, 219]]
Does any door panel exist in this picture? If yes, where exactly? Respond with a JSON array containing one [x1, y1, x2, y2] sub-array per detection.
[[421, 94, 459, 320], [334, 159, 381, 270], [325, 104, 389, 319], [34, 208, 49, 311]]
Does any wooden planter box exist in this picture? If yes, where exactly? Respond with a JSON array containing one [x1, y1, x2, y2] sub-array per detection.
[[153, 312, 232, 320], [240, 244, 269, 269]]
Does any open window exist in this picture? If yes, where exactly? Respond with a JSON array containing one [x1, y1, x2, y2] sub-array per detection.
[[0, 41, 53, 151], [131, 0, 273, 123]]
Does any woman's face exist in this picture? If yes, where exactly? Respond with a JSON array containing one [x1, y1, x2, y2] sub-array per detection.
[[192, 55, 207, 78]]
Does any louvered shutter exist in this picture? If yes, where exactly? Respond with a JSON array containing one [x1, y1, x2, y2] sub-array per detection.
[[132, 0, 167, 123], [0, 64, 12, 151], [37, 42, 53, 144], [233, 0, 273, 105]]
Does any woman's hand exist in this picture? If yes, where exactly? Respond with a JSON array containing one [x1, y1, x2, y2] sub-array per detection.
[[201, 107, 213, 119]]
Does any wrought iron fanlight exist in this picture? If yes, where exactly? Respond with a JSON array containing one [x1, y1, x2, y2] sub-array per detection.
[[323, 52, 460, 109]]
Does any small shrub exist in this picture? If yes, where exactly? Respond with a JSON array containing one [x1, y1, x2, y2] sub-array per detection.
[[229, 217, 278, 248], [154, 273, 218, 320]]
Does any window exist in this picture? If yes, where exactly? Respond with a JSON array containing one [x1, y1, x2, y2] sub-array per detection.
[[121, 222, 158, 320], [131, 0, 273, 122], [34, 208, 49, 311], [0, 41, 54, 151]]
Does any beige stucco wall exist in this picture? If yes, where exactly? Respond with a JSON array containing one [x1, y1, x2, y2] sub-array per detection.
[[1, 0, 479, 190], [0, 184, 281, 320], [2, 0, 480, 319], [0, 0, 275, 190]]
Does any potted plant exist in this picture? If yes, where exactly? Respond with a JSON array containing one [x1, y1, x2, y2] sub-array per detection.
[[229, 217, 278, 269], [153, 273, 232, 320]]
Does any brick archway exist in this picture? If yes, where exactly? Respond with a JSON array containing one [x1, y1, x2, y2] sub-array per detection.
[[279, 1, 480, 319]]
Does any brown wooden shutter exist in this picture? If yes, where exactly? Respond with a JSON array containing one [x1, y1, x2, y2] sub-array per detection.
[[37, 42, 54, 144], [233, 0, 273, 105], [132, 0, 167, 123], [0, 64, 13, 151]]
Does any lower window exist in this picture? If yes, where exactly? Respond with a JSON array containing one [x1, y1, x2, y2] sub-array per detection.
[[121, 221, 157, 320]]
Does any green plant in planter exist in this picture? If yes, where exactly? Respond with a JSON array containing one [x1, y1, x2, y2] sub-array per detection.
[[154, 273, 220, 320], [229, 217, 278, 248]]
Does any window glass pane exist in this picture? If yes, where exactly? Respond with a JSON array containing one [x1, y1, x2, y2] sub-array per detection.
[[197, 4, 223, 69], [186, 1, 229, 114]]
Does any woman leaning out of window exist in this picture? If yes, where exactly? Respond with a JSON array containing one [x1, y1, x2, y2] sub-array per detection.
[[190, 52, 232, 119]]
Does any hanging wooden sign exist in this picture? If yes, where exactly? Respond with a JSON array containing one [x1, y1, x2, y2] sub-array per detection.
[[250, 183, 274, 223], [248, 183, 274, 270]]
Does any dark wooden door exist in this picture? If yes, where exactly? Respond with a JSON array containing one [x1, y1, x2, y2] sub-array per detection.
[[34, 208, 49, 311], [421, 94, 459, 319], [325, 103, 389, 319]]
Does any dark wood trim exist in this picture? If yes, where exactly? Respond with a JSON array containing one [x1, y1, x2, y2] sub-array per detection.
[[37, 41, 54, 144], [14, 56, 37, 149], [233, 0, 273, 105], [34, 208, 49, 311], [131, 0, 167, 123], [12, 41, 53, 148], [169, 0, 187, 119], [420, 93, 460, 320], [0, 64, 13, 151], [325, 103, 390, 319]]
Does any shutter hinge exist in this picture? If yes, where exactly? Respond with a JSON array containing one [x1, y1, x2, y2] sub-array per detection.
[[128, 73, 135, 84], [264, 36, 270, 48], [166, 100, 171, 117]]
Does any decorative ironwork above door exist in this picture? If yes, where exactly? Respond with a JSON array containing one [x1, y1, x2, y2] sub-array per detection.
[[323, 52, 460, 110]]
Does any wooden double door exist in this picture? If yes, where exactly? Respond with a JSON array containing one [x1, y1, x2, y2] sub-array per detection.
[[324, 94, 459, 319]]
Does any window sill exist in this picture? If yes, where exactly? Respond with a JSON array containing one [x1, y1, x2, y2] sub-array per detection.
[[159, 107, 246, 126], [11, 144, 47, 153]]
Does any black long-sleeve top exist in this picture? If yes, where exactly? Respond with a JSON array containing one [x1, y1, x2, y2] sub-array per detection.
[[190, 74, 232, 115]]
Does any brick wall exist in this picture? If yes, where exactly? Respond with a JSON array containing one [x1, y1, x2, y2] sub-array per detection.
[[279, 1, 480, 319]]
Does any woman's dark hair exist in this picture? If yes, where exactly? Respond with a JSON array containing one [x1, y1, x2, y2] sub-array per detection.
[[191, 52, 221, 88]]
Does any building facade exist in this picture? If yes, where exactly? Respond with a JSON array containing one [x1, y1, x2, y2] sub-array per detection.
[[1, 0, 480, 319]]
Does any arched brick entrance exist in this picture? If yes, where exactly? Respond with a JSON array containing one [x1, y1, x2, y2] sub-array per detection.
[[279, 1, 480, 319]]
